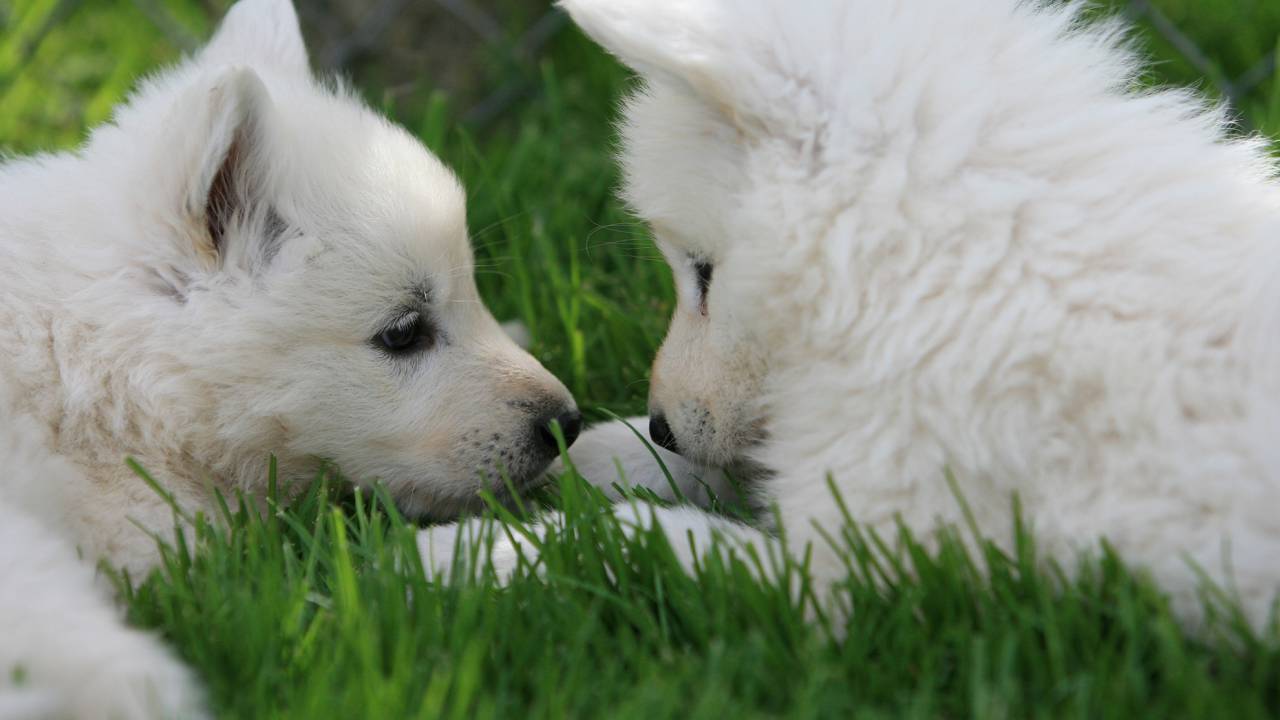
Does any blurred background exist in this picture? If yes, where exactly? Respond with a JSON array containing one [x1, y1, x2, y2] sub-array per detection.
[[1, 0, 563, 151], [1, 0, 1277, 154]]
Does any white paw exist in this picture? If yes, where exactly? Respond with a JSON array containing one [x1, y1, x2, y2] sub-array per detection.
[[418, 519, 531, 584]]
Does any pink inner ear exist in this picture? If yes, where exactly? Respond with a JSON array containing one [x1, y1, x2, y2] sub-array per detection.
[[205, 135, 244, 257]]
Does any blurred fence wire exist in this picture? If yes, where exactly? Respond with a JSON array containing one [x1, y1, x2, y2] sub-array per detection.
[[309, 0, 1279, 132], [290, 0, 570, 126], [2, 0, 1278, 134], [0, 0, 567, 132], [302, 0, 1280, 132], [1125, 0, 1277, 131]]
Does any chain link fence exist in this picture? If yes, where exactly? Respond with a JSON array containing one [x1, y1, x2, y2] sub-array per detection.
[[311, 0, 1280, 135], [1, 0, 1277, 145], [296, 0, 1280, 134], [1124, 0, 1277, 132], [293, 0, 567, 126], [206, 0, 1280, 132]]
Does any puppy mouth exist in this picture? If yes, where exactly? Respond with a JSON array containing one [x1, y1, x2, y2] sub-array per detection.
[[667, 410, 769, 469], [384, 445, 561, 522], [485, 455, 558, 495], [399, 408, 579, 521], [398, 462, 554, 524]]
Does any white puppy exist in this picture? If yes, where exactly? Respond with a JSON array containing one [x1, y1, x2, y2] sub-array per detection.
[[428, 0, 1280, 631], [0, 1, 665, 716]]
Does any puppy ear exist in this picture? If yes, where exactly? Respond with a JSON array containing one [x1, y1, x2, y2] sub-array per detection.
[[202, 0, 309, 75], [558, 0, 731, 108], [179, 67, 281, 273]]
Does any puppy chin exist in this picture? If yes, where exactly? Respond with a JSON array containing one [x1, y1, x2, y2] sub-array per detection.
[[397, 458, 558, 524]]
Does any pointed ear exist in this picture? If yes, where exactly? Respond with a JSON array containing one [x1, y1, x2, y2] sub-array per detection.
[[558, 0, 731, 108], [179, 67, 281, 273], [202, 0, 309, 75]]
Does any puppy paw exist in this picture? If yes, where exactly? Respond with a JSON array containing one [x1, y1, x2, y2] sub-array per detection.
[[418, 519, 530, 584]]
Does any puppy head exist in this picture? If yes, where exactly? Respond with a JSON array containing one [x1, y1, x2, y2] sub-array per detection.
[[562, 0, 790, 467], [128, 0, 579, 519]]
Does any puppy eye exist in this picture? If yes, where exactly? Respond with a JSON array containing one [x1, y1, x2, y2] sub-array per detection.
[[693, 259, 714, 314], [375, 311, 432, 354]]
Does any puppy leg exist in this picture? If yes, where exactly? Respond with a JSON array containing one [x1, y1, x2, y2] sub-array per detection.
[[551, 417, 741, 507], [0, 398, 206, 720], [419, 501, 774, 583], [0, 499, 208, 720]]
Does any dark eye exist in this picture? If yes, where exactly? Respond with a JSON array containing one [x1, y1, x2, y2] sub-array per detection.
[[694, 260, 714, 314], [374, 311, 432, 354]]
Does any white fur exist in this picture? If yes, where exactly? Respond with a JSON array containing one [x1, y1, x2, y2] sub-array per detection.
[[421, 412, 749, 579], [0, 0, 585, 715], [421, 493, 761, 584], [543, 0, 1280, 629], [0, 385, 208, 720], [552, 415, 742, 506]]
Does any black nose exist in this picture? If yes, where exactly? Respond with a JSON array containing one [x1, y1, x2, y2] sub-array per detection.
[[535, 408, 583, 451], [648, 413, 681, 454]]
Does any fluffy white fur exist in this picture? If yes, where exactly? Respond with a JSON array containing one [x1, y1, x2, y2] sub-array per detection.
[[0, 381, 210, 720], [429, 0, 1280, 631], [0, 1, 699, 716]]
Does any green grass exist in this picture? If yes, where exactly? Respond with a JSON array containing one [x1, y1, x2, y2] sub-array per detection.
[[121, 471, 1280, 719], [0, 0, 219, 153], [4, 1, 1280, 717]]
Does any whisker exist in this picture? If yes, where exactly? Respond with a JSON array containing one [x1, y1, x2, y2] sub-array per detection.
[[471, 211, 531, 242]]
